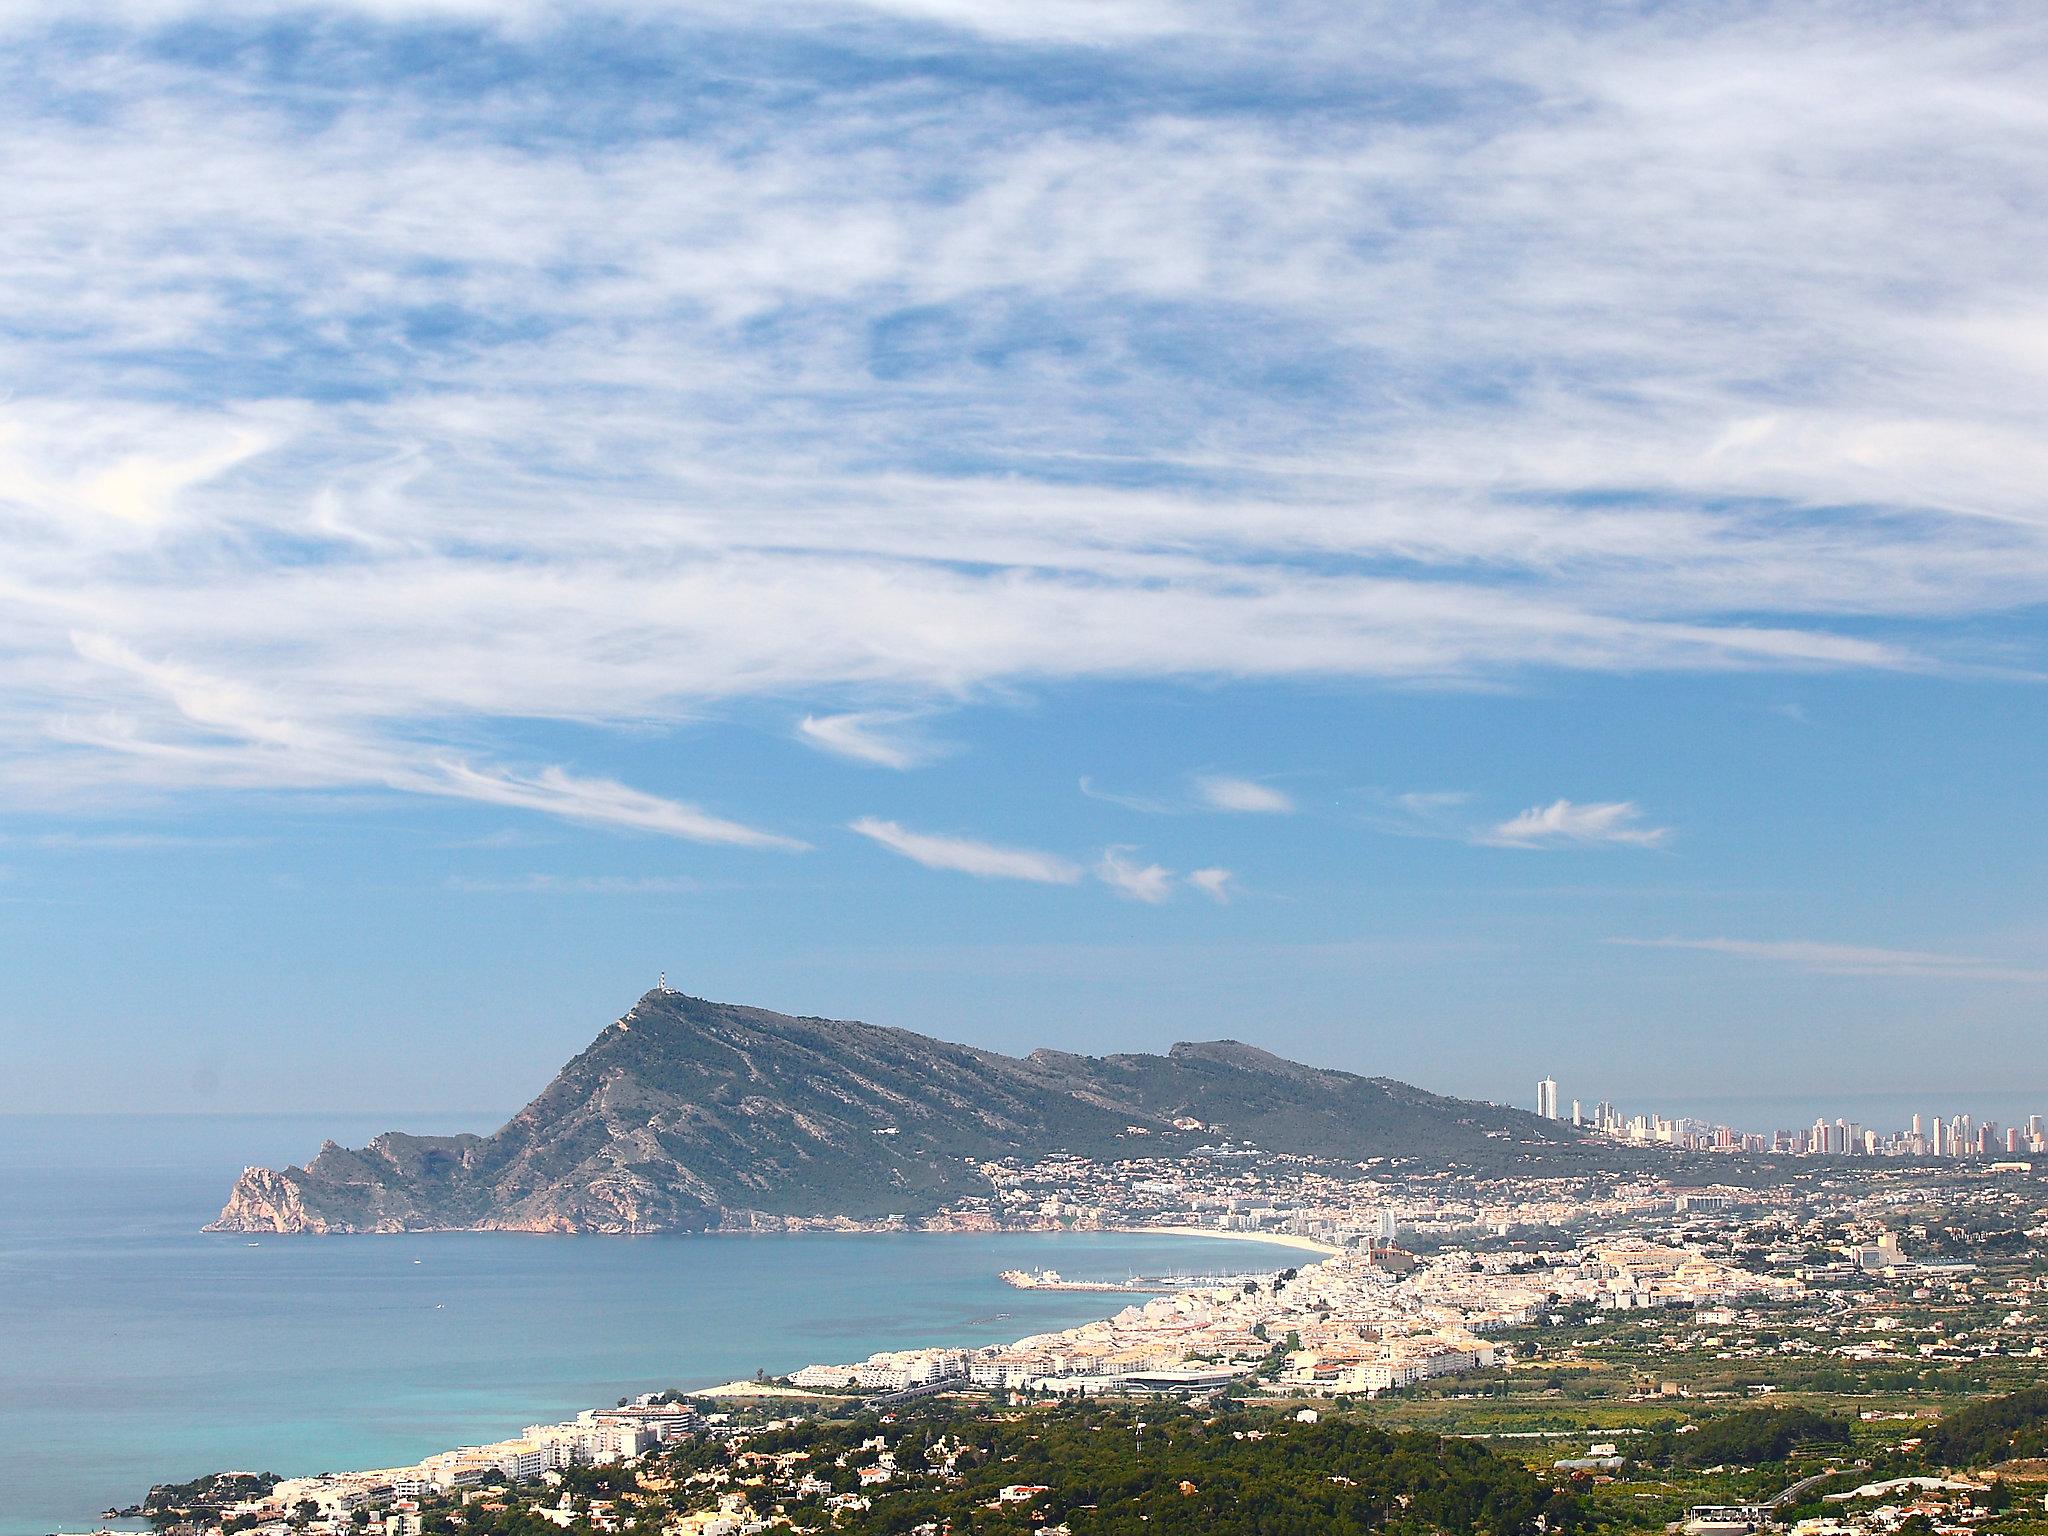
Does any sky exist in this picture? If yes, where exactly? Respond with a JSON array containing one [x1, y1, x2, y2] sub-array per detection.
[[3, 0, 2048, 1121]]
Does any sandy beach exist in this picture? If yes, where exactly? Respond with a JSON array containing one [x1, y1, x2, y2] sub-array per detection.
[[1114, 1225, 1345, 1259], [698, 1229, 1338, 1401]]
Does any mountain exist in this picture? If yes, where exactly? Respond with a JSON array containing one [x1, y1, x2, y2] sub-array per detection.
[[209, 988, 1603, 1233]]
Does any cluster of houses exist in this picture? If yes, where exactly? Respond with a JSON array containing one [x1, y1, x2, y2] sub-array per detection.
[[783, 1241, 1791, 1403], [198, 1401, 704, 1534]]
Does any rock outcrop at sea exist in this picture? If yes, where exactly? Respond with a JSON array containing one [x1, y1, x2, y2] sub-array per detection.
[[208, 987, 1609, 1234], [213, 1165, 330, 1233]]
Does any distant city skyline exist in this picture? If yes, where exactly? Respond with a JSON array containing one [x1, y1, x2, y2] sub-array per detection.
[[1531, 1073, 2048, 1159], [6, 3, 2048, 1113]]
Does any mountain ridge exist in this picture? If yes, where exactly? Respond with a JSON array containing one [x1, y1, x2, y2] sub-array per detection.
[[209, 988, 1609, 1234]]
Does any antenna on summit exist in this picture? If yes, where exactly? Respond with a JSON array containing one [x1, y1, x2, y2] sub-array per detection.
[[657, 970, 672, 993]]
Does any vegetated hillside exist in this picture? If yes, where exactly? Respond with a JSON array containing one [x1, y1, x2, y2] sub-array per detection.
[[210, 988, 1610, 1234], [707, 1403, 1583, 1536], [1922, 1389, 2048, 1467], [1639, 1407, 1852, 1469], [1032, 1039, 1545, 1164]]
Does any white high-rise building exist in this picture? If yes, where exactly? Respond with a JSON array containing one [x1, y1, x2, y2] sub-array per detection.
[[1536, 1079, 1559, 1120]]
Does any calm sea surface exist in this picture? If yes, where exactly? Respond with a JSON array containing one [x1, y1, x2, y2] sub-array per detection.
[[0, 1114, 1303, 1536]]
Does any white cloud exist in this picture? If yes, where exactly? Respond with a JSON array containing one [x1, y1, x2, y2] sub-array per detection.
[[419, 762, 805, 849], [1612, 935, 2048, 982], [809, 0, 1197, 41], [848, 816, 1080, 883], [1358, 789, 1474, 840], [1194, 775, 1295, 815], [60, 631, 804, 849], [797, 711, 938, 770], [0, 5, 2044, 829], [1095, 846, 1174, 903], [1480, 799, 1671, 849], [1187, 866, 1232, 903], [0, 0, 1199, 42], [1077, 777, 1177, 815], [1367, 787, 1672, 852]]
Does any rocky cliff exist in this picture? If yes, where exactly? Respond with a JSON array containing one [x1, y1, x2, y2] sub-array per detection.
[[209, 988, 1599, 1233]]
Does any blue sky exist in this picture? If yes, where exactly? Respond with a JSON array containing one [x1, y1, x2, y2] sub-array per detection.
[[3, 1, 2048, 1119]]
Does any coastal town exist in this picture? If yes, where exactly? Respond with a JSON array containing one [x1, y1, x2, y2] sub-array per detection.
[[114, 1147, 2048, 1536], [19, 3, 2048, 1536], [781, 1237, 1798, 1400]]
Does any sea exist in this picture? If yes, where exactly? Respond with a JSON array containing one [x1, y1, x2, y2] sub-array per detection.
[[0, 1113, 1308, 1536]]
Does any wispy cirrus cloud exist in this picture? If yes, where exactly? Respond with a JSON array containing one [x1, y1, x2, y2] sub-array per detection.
[[1077, 777, 1178, 815], [59, 631, 805, 849], [1479, 799, 1672, 850], [848, 817, 1081, 884], [850, 817, 1211, 902], [424, 763, 805, 849], [1358, 790, 1473, 840], [1193, 775, 1294, 815], [0, 2, 2045, 835], [1095, 846, 1175, 903], [0, 0, 1203, 43], [1612, 935, 2048, 982], [797, 711, 941, 770], [1083, 773, 1294, 816], [1361, 788, 1666, 850]]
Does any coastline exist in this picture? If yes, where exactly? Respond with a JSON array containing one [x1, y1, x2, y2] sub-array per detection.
[[1113, 1224, 1345, 1258], [16, 1216, 1293, 1536], [202, 1217, 1351, 1251], [688, 1228, 1327, 1409], [695, 1228, 1332, 1400]]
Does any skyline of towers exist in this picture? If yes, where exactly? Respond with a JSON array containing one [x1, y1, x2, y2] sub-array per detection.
[[1531, 1073, 2040, 1160]]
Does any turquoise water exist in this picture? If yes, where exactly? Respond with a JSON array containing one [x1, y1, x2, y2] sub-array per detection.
[[0, 1115, 1299, 1536]]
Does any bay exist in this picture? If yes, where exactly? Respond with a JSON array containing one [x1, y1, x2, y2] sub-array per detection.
[[0, 1116, 1304, 1536]]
